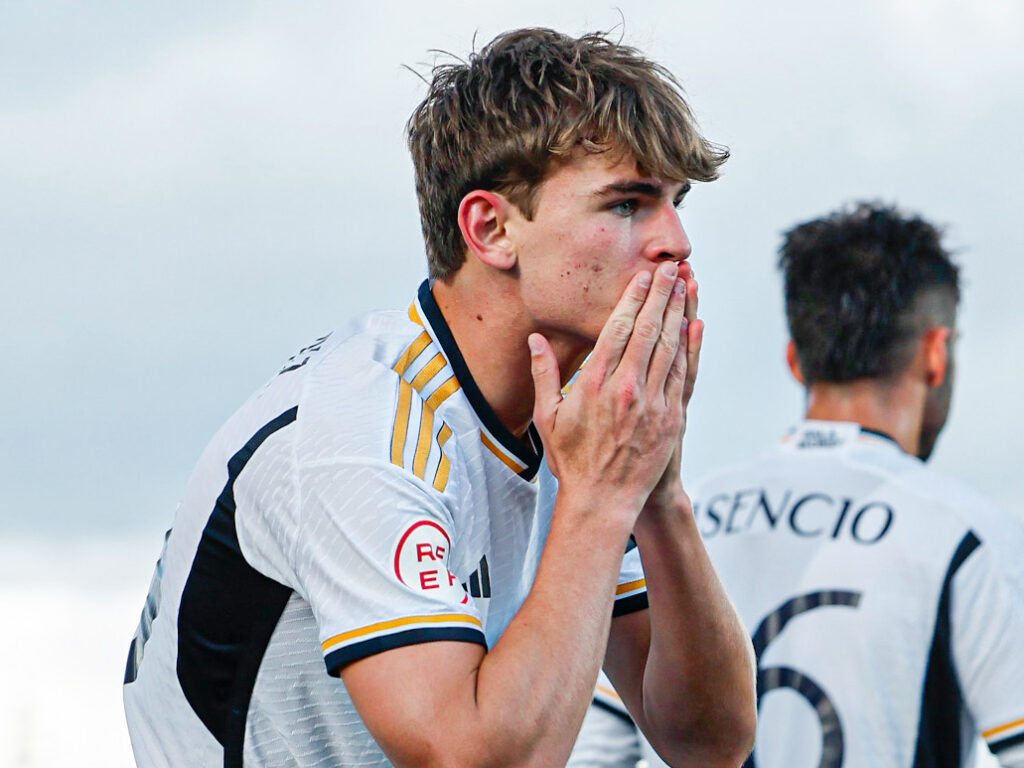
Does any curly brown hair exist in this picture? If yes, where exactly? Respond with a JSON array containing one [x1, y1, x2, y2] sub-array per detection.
[[406, 28, 729, 281]]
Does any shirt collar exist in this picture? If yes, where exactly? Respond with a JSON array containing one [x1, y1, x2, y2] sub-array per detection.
[[414, 280, 543, 480], [784, 419, 904, 454]]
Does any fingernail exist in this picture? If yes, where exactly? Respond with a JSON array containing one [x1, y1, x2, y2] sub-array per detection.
[[680, 318, 689, 333], [659, 261, 678, 278], [673, 278, 685, 295], [638, 271, 652, 289], [528, 334, 543, 356]]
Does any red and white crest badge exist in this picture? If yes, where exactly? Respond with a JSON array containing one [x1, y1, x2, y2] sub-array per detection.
[[393, 520, 468, 604]]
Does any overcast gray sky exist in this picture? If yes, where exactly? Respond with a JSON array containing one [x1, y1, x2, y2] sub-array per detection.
[[2, 0, 1023, 541]]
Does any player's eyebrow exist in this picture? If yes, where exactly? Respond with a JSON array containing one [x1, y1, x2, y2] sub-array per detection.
[[592, 180, 692, 199], [592, 180, 664, 198]]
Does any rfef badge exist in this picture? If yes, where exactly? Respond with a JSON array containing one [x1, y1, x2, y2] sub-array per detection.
[[393, 520, 468, 604]]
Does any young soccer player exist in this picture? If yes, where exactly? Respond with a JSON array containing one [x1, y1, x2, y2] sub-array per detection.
[[122, 28, 756, 768], [579, 202, 1024, 768]]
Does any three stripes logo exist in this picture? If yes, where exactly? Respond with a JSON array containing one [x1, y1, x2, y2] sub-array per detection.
[[461, 556, 492, 599]]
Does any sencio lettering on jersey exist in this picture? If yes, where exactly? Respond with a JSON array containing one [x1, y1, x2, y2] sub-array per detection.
[[696, 489, 895, 544]]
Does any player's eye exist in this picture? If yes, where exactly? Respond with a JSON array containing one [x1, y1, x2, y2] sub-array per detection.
[[610, 199, 638, 216]]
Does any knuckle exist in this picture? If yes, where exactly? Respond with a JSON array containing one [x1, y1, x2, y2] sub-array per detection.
[[617, 378, 641, 405], [608, 315, 635, 341], [667, 357, 687, 384], [634, 318, 660, 341], [657, 329, 679, 353]]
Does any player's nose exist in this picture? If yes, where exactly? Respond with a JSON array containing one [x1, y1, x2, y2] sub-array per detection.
[[648, 202, 692, 264]]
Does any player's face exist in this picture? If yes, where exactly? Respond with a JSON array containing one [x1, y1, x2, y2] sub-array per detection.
[[506, 151, 692, 346], [918, 327, 956, 461]]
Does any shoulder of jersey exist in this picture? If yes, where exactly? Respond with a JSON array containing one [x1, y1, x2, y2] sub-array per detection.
[[271, 307, 467, 495], [887, 460, 1022, 542], [694, 434, 986, 512]]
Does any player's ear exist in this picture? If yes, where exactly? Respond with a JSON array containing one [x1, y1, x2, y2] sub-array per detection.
[[786, 341, 806, 386], [458, 190, 517, 271], [923, 326, 951, 388]]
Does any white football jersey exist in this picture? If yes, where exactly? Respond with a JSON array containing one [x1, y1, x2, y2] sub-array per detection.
[[693, 420, 1024, 768], [122, 280, 647, 768]]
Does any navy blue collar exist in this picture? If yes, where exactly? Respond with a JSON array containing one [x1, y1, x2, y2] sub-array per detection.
[[417, 280, 543, 480]]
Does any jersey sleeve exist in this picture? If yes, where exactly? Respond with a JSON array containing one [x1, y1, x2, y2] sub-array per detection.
[[613, 538, 648, 617], [293, 460, 485, 676], [951, 534, 1024, 765]]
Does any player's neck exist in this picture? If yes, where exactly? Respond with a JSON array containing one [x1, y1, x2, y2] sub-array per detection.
[[432, 277, 549, 438], [804, 378, 926, 456]]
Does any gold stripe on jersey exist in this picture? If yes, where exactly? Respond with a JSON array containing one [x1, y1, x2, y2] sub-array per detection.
[[393, 331, 432, 376], [984, 717, 1024, 740], [390, 379, 414, 466], [322, 613, 483, 651], [615, 578, 647, 596], [409, 302, 425, 327], [389, 323, 461, 480], [412, 407, 435, 479], [434, 424, 453, 492], [425, 375, 460, 411], [480, 430, 528, 473], [411, 352, 447, 391]]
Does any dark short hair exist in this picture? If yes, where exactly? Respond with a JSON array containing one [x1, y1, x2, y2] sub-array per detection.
[[779, 202, 960, 384], [406, 27, 728, 281]]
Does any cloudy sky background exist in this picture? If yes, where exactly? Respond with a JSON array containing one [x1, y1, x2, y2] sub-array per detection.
[[1, 1, 1020, 764]]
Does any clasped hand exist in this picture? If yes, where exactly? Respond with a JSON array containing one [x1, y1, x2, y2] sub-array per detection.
[[529, 259, 703, 528]]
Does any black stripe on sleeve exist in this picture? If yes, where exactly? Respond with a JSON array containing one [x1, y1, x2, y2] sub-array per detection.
[[324, 626, 487, 676], [480, 554, 491, 598], [990, 731, 1024, 754], [176, 407, 298, 768], [912, 530, 982, 768], [612, 592, 649, 618]]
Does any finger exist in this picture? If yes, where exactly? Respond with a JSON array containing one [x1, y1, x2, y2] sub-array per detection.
[[528, 333, 563, 438], [646, 276, 687, 395], [615, 260, 679, 380], [684, 277, 699, 325], [667, 278, 701, 403], [664, 315, 689, 405], [587, 270, 652, 377], [682, 318, 704, 405]]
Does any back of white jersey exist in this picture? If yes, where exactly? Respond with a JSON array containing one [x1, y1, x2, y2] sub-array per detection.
[[694, 421, 1024, 768]]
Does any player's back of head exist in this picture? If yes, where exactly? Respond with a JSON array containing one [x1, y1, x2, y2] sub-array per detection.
[[406, 27, 728, 281], [779, 202, 959, 385]]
